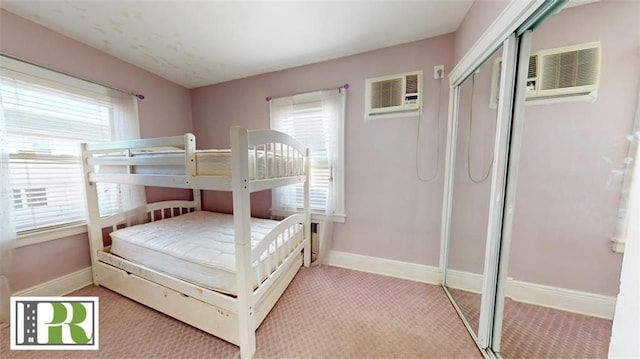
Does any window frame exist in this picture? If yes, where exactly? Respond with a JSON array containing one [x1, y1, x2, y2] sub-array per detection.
[[269, 89, 346, 223], [1, 55, 138, 245]]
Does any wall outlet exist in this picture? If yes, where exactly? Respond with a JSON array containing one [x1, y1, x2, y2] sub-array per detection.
[[434, 65, 444, 79]]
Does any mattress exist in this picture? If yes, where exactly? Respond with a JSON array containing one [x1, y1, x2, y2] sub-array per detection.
[[109, 211, 297, 295], [97, 148, 296, 179]]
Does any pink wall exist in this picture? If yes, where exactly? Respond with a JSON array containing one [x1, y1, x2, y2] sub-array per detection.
[[9, 234, 91, 291], [1, 9, 193, 292], [191, 34, 455, 266], [454, 0, 509, 63]]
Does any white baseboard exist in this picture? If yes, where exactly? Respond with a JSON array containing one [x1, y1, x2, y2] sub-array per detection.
[[13, 267, 93, 297], [444, 269, 484, 294], [506, 279, 616, 320], [328, 250, 441, 285], [329, 251, 615, 319], [445, 268, 616, 319]]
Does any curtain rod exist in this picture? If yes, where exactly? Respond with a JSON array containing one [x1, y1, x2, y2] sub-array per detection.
[[265, 83, 349, 102], [0, 53, 145, 100]]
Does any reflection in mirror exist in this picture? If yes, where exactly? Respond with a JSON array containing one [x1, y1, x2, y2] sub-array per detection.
[[494, 1, 639, 357], [444, 45, 502, 337]]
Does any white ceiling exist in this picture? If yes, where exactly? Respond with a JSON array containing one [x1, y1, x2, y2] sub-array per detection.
[[1, 1, 474, 89]]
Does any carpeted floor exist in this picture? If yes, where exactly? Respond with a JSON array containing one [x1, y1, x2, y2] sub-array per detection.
[[447, 287, 613, 358], [1, 266, 481, 358]]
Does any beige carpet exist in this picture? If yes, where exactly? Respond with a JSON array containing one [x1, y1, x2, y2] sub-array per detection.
[[447, 287, 612, 358], [2, 266, 481, 358]]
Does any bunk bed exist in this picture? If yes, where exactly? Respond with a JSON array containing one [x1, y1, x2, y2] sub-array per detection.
[[81, 127, 310, 358]]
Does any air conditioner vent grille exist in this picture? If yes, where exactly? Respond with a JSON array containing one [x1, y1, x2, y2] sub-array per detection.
[[541, 47, 599, 90], [528, 55, 538, 79], [406, 74, 419, 94], [371, 78, 403, 109]]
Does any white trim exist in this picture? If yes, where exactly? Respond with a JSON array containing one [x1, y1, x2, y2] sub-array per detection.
[[491, 29, 535, 351], [506, 279, 616, 320], [444, 269, 616, 320], [525, 92, 598, 106], [476, 34, 519, 348], [439, 84, 460, 282], [327, 250, 441, 285], [14, 223, 87, 248], [12, 267, 93, 297], [450, 0, 545, 86], [271, 210, 346, 224], [365, 111, 420, 121], [330, 250, 616, 320], [445, 269, 484, 294], [312, 212, 346, 223]]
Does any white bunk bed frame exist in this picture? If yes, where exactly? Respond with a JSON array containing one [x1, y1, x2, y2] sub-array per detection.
[[81, 127, 310, 358]]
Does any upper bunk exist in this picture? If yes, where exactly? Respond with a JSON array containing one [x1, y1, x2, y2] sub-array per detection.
[[81, 126, 308, 192]]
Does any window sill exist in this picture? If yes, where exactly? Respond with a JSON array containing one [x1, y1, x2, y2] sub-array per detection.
[[271, 209, 346, 223], [15, 223, 88, 248], [311, 212, 346, 223]]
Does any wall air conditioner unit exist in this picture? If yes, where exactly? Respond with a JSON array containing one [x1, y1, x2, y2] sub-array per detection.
[[365, 71, 422, 120], [489, 55, 538, 108], [535, 41, 600, 99], [490, 41, 600, 107]]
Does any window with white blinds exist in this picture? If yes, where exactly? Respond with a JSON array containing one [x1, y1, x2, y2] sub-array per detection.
[[276, 101, 330, 211], [270, 89, 345, 217], [0, 57, 137, 234]]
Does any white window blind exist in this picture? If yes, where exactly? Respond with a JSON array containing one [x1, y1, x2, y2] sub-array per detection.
[[0, 57, 139, 233], [276, 101, 330, 211], [270, 89, 345, 216]]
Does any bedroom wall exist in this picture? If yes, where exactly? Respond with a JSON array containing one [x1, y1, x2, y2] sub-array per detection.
[[191, 34, 454, 267], [453, 0, 509, 64], [0, 9, 193, 292], [447, 0, 637, 296]]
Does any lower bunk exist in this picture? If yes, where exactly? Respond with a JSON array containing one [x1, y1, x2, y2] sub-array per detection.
[[89, 199, 310, 356]]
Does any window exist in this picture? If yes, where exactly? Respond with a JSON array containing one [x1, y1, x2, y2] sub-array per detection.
[[0, 56, 143, 234], [270, 89, 345, 221]]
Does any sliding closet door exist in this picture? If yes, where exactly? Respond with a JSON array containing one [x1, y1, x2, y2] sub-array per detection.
[[491, 1, 638, 355], [441, 34, 518, 348]]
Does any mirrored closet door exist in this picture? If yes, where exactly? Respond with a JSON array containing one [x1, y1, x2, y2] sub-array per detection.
[[492, 0, 637, 356], [441, 0, 637, 357], [441, 34, 518, 349], [442, 44, 501, 340]]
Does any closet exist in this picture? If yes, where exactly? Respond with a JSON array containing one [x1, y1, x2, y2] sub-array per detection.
[[440, 0, 638, 357]]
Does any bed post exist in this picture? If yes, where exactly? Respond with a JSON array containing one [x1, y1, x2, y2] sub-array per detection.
[[193, 189, 202, 211], [303, 148, 311, 267], [230, 126, 256, 358], [81, 143, 103, 285]]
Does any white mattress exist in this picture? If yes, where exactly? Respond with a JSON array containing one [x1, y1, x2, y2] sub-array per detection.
[[109, 211, 293, 295], [98, 149, 295, 179]]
